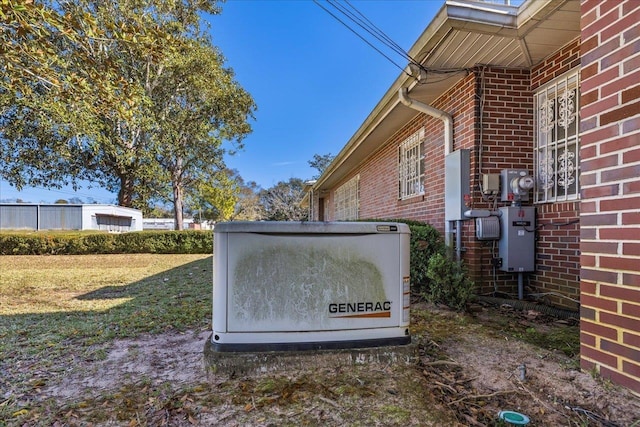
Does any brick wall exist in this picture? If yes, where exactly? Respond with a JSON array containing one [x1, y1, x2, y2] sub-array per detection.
[[355, 72, 478, 228], [529, 38, 582, 310], [579, 0, 640, 394], [359, 114, 437, 222], [324, 57, 582, 308], [470, 66, 534, 296], [464, 63, 580, 305]]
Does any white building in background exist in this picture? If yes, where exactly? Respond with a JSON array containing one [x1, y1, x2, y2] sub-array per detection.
[[142, 217, 213, 230], [0, 204, 143, 232]]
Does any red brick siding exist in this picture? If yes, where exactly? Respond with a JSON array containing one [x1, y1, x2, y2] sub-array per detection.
[[324, 57, 584, 307], [532, 202, 581, 309], [532, 39, 582, 89], [469, 67, 535, 296], [469, 61, 580, 306], [580, 0, 640, 394], [351, 72, 478, 229], [360, 114, 441, 223], [525, 38, 583, 309]]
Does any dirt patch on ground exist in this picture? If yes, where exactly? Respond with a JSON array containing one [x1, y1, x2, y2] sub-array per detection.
[[423, 325, 638, 426], [17, 305, 640, 426], [46, 330, 210, 400]]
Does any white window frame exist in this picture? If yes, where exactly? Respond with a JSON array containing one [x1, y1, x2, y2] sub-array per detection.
[[334, 175, 359, 220], [398, 128, 425, 200], [534, 69, 580, 203]]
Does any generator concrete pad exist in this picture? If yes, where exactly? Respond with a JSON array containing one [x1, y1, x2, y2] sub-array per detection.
[[203, 335, 419, 378]]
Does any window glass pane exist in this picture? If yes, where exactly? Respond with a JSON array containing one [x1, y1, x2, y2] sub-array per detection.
[[537, 147, 552, 200], [534, 69, 580, 203], [564, 87, 578, 138], [334, 175, 359, 220], [557, 142, 578, 199], [398, 128, 425, 200]]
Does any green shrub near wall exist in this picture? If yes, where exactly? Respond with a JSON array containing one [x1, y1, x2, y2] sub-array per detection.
[[425, 252, 475, 311], [359, 219, 445, 296], [360, 219, 475, 310], [0, 231, 213, 255]]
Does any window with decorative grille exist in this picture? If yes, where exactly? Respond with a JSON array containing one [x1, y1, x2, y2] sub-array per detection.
[[398, 128, 425, 200], [534, 69, 580, 203], [334, 175, 359, 220]]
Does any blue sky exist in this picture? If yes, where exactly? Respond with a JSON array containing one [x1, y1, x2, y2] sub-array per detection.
[[0, 0, 441, 204]]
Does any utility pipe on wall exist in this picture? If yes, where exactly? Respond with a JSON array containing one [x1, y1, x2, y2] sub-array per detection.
[[398, 88, 457, 254]]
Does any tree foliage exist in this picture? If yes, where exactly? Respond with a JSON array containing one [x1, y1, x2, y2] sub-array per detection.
[[259, 178, 308, 221], [1, 1, 156, 195], [1, 0, 142, 110], [151, 39, 255, 229], [1, 0, 256, 228], [231, 178, 262, 221], [187, 169, 263, 224], [308, 153, 335, 179], [188, 168, 240, 224]]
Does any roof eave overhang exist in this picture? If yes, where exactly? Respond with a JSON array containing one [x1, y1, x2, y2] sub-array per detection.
[[311, 0, 579, 193]]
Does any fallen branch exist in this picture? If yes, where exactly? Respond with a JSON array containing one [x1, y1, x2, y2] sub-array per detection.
[[434, 381, 457, 394], [422, 360, 461, 367], [317, 396, 340, 408], [462, 413, 488, 427], [448, 389, 521, 406], [516, 380, 571, 421], [454, 376, 478, 384]]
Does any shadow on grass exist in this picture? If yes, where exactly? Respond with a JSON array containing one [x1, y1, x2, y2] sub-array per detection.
[[0, 256, 213, 397]]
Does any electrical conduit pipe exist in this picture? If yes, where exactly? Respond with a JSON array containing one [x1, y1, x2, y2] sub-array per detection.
[[398, 88, 458, 255]]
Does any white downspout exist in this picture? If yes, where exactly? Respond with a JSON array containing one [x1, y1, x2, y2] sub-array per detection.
[[398, 88, 453, 155], [398, 87, 457, 253]]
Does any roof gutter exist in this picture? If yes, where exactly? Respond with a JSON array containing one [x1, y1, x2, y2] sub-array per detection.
[[398, 87, 453, 155]]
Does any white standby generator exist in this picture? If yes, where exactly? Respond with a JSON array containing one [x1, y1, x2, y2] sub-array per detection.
[[211, 221, 411, 352]]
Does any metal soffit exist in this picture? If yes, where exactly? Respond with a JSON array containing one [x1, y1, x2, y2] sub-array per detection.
[[314, 0, 580, 192]]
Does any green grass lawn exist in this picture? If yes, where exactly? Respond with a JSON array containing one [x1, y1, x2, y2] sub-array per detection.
[[0, 254, 615, 427], [0, 254, 212, 423]]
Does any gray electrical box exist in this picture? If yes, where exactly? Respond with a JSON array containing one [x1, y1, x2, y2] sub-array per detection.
[[482, 173, 500, 195], [498, 206, 535, 272], [445, 149, 470, 221]]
